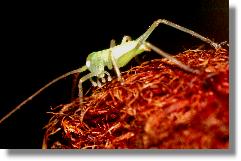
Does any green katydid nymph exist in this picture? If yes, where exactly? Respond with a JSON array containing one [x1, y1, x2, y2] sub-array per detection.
[[0, 19, 221, 124]]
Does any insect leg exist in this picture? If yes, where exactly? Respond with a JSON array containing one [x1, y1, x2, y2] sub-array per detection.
[[90, 78, 98, 87], [78, 72, 103, 122], [109, 39, 124, 84], [137, 19, 220, 50], [96, 79, 102, 87], [94, 71, 112, 85], [90, 77, 107, 86], [156, 19, 220, 49], [78, 72, 96, 104], [101, 77, 106, 83], [104, 71, 112, 81], [145, 42, 200, 74]]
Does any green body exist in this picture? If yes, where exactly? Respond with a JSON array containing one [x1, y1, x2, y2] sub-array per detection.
[[85, 19, 162, 78], [86, 41, 146, 77]]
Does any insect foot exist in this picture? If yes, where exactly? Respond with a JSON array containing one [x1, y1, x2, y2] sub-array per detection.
[[90, 78, 98, 87], [101, 77, 106, 83], [96, 79, 102, 88], [104, 71, 112, 82]]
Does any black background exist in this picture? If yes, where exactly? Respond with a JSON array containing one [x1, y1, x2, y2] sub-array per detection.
[[0, 0, 228, 148]]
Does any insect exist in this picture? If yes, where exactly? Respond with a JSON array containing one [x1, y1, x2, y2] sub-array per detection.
[[0, 19, 221, 124]]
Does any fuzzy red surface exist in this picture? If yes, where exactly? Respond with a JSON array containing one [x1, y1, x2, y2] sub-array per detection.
[[44, 48, 229, 149]]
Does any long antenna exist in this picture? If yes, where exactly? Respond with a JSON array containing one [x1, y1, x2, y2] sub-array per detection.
[[0, 66, 87, 124]]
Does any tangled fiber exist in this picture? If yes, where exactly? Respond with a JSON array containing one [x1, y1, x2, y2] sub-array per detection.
[[43, 48, 229, 149]]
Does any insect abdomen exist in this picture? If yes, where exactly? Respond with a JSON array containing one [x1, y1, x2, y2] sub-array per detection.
[[111, 41, 144, 67]]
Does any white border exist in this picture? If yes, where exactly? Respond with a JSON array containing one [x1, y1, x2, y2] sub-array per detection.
[[0, 0, 240, 161]]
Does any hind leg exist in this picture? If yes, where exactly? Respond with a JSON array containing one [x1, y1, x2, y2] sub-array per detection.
[[137, 19, 220, 50], [144, 42, 200, 74]]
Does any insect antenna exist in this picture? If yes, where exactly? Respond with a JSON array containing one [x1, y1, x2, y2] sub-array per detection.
[[0, 66, 88, 124]]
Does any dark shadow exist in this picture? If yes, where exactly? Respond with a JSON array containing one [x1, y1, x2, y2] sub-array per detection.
[[228, 6, 236, 155], [6, 149, 235, 156]]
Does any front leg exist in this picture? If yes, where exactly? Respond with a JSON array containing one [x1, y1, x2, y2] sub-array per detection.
[[78, 72, 96, 104]]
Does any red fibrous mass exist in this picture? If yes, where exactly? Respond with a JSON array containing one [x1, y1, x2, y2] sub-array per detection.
[[44, 48, 229, 149]]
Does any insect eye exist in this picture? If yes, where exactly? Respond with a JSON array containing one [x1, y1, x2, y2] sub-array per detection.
[[86, 60, 91, 67]]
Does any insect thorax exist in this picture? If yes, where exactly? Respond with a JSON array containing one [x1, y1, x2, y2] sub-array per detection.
[[86, 51, 109, 76], [86, 41, 146, 76]]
